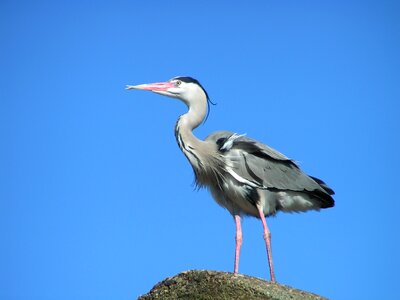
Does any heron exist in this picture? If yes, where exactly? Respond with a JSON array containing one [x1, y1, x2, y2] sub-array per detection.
[[126, 76, 334, 282]]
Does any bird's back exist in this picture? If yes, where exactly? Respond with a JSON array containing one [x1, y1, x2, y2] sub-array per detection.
[[204, 131, 334, 217]]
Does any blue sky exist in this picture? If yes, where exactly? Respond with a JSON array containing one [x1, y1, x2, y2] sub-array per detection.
[[1, 1, 399, 299]]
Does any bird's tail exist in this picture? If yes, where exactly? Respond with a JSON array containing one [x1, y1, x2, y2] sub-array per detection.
[[309, 176, 335, 208], [309, 176, 335, 195]]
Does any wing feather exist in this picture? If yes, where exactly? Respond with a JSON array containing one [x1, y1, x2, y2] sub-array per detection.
[[206, 131, 334, 206]]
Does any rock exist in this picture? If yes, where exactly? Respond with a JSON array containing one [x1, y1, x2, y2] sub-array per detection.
[[138, 270, 327, 300]]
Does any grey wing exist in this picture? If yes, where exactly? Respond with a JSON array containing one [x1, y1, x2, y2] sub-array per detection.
[[206, 131, 334, 208]]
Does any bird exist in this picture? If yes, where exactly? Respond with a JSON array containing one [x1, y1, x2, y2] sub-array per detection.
[[126, 76, 334, 282]]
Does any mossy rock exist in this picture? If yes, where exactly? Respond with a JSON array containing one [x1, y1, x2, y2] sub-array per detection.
[[138, 270, 327, 300]]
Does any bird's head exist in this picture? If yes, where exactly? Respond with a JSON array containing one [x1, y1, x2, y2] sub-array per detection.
[[126, 76, 210, 107]]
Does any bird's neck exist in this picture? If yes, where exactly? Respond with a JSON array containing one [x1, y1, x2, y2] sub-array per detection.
[[174, 100, 208, 173], [174, 100, 224, 188], [175, 104, 206, 151], [180, 98, 207, 130]]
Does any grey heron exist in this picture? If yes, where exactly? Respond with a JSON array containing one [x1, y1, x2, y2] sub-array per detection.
[[126, 76, 334, 282]]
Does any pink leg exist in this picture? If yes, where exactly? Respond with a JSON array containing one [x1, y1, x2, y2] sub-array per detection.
[[257, 206, 276, 282], [234, 214, 242, 274]]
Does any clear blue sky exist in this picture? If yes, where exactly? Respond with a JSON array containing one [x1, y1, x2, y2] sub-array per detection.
[[1, 1, 399, 299]]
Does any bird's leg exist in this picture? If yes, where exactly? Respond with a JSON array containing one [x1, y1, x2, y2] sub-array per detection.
[[234, 214, 242, 274], [257, 206, 276, 282]]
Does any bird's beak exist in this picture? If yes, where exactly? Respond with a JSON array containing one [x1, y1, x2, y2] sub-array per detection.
[[126, 81, 175, 92]]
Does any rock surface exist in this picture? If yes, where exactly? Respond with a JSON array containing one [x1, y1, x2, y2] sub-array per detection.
[[138, 270, 328, 300]]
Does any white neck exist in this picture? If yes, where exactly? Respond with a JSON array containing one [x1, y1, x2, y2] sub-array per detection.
[[174, 91, 208, 170]]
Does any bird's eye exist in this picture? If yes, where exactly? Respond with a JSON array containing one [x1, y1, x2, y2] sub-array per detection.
[[175, 80, 182, 86]]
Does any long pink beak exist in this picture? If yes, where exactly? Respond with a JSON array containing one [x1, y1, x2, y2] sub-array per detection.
[[126, 81, 175, 91]]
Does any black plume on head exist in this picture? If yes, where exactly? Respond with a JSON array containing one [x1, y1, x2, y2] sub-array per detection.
[[173, 76, 210, 101]]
